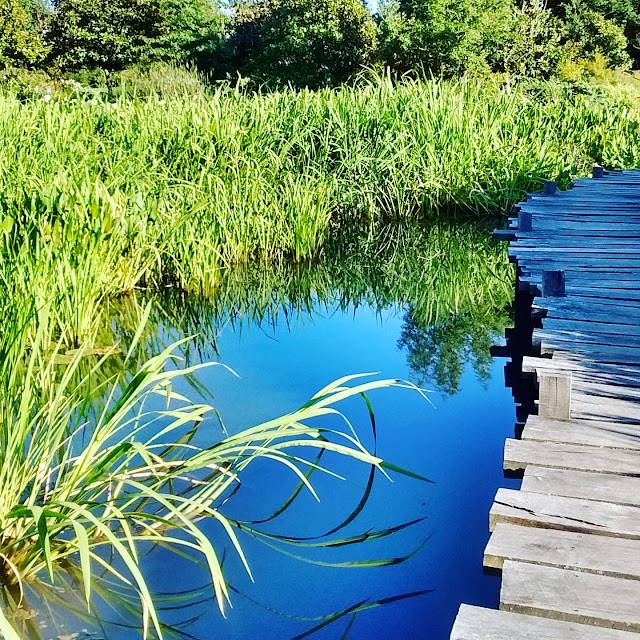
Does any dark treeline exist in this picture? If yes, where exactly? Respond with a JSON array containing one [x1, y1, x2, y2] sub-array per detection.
[[2, 0, 640, 89]]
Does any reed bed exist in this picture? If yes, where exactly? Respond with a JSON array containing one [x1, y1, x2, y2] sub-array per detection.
[[2, 75, 638, 346]]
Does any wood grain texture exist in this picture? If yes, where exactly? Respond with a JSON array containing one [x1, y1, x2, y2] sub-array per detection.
[[503, 439, 640, 476], [450, 604, 640, 639], [490, 488, 640, 538], [485, 522, 640, 579], [521, 466, 640, 506], [500, 560, 640, 631]]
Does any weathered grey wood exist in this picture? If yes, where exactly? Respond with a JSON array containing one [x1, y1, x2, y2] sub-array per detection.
[[459, 171, 640, 640], [500, 560, 640, 631], [593, 165, 605, 178], [570, 392, 640, 423], [485, 522, 640, 579], [490, 488, 640, 539], [450, 604, 640, 640], [522, 415, 640, 451], [504, 439, 640, 476], [521, 355, 640, 384], [534, 328, 640, 351], [521, 466, 640, 507], [538, 374, 571, 419], [543, 180, 557, 195]]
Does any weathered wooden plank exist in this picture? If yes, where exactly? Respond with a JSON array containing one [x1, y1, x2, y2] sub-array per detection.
[[512, 247, 640, 257], [565, 287, 640, 302], [485, 522, 640, 578], [536, 340, 640, 365], [522, 415, 640, 451], [521, 466, 640, 507], [522, 355, 640, 383], [503, 439, 640, 476], [538, 374, 571, 419], [542, 317, 640, 337], [490, 488, 640, 538], [540, 302, 640, 326], [500, 560, 640, 631], [570, 392, 640, 423], [535, 328, 640, 350], [573, 380, 640, 401], [522, 257, 640, 269], [450, 604, 640, 640]]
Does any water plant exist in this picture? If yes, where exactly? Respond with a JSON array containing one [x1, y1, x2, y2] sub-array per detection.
[[0, 298, 428, 638]]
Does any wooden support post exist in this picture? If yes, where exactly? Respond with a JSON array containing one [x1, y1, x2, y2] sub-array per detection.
[[518, 210, 532, 232], [543, 180, 557, 195], [538, 373, 572, 420], [593, 164, 604, 178], [542, 270, 565, 297]]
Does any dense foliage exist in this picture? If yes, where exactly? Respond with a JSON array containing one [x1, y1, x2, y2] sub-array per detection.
[[221, 0, 377, 88], [3, 0, 640, 88], [47, 0, 225, 70]]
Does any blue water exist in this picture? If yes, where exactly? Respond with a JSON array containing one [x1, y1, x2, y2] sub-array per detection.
[[117, 301, 518, 640]]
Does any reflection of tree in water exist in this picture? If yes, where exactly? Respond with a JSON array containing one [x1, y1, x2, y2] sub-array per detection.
[[398, 309, 507, 395]]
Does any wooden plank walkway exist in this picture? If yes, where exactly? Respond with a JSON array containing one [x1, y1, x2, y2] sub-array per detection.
[[451, 168, 640, 638]]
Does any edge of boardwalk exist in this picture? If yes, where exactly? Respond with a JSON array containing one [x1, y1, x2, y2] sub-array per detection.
[[450, 169, 640, 639]]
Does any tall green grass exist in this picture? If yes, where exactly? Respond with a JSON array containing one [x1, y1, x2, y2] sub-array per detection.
[[3, 74, 638, 347]]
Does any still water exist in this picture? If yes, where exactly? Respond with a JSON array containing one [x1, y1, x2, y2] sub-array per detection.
[[30, 222, 520, 639]]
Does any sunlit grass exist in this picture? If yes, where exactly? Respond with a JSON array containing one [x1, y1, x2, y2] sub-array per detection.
[[0, 299, 428, 638]]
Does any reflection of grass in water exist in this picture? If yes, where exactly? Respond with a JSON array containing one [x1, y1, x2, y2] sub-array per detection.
[[112, 219, 512, 359], [0, 217, 511, 638], [0, 298, 430, 639], [114, 219, 513, 398]]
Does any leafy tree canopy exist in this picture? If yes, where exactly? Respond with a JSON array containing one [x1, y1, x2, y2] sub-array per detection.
[[47, 0, 225, 71], [222, 0, 377, 88], [0, 0, 48, 68]]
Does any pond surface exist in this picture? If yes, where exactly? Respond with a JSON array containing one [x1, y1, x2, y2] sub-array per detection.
[[28, 221, 520, 639]]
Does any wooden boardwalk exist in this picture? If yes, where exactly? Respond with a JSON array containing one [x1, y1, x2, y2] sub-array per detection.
[[451, 168, 640, 638]]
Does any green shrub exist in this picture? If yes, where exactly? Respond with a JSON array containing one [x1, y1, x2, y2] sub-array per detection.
[[376, 0, 517, 77], [47, 0, 225, 72], [221, 0, 377, 89], [561, 0, 632, 69], [0, 0, 48, 68]]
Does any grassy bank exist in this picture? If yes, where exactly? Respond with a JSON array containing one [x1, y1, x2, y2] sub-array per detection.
[[2, 75, 640, 345]]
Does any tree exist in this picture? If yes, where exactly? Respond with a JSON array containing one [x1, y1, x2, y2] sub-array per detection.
[[48, 0, 163, 70], [147, 0, 226, 67], [222, 0, 377, 89], [561, 0, 631, 68], [47, 0, 225, 71], [377, 0, 517, 77], [502, 3, 567, 79], [548, 0, 640, 67], [0, 0, 48, 68]]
